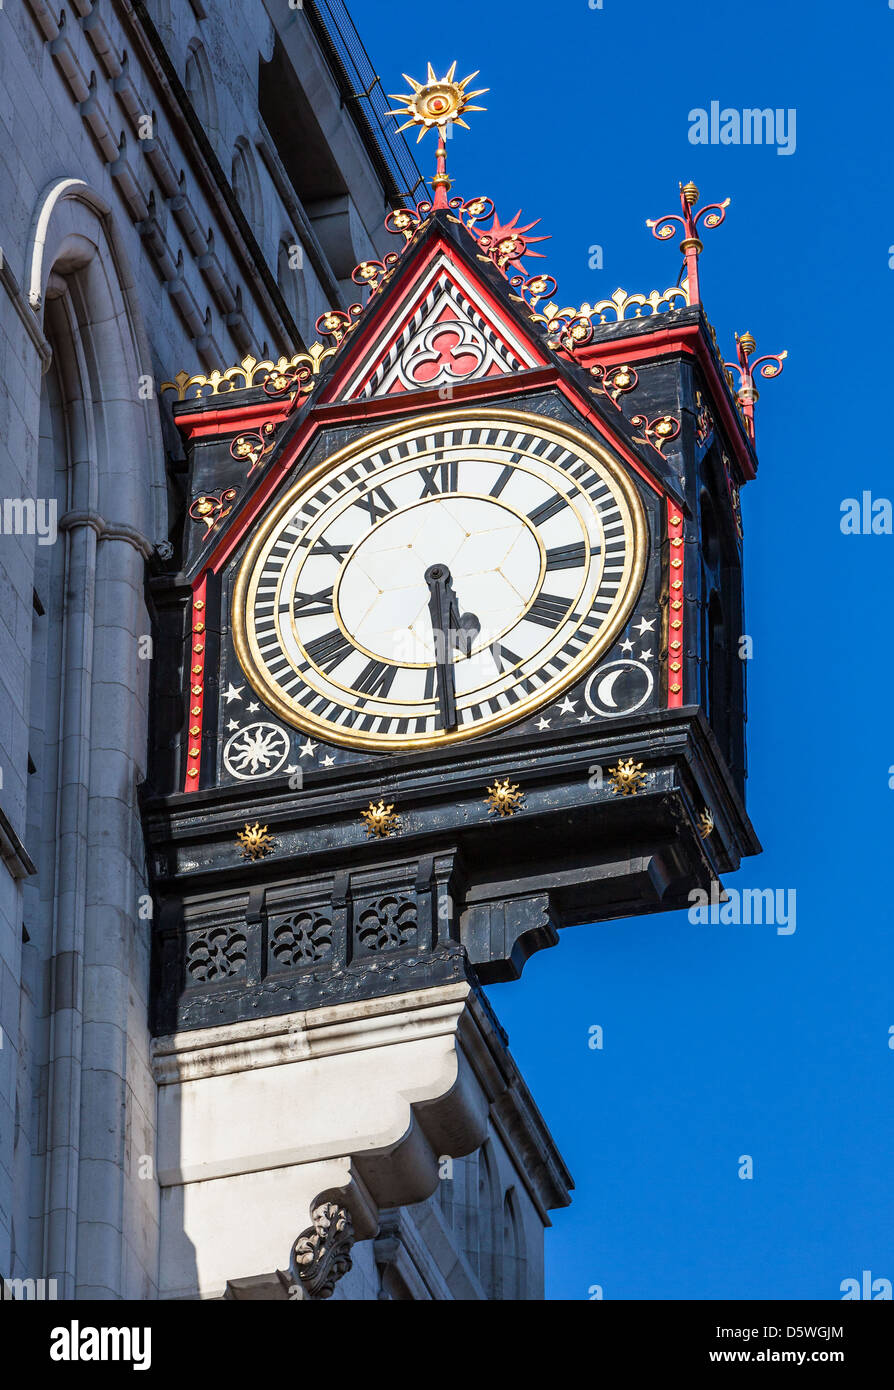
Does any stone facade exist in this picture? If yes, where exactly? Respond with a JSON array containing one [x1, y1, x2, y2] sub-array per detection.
[[0, 0, 570, 1300]]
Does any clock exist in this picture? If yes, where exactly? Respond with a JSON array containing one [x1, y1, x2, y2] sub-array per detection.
[[232, 408, 646, 750]]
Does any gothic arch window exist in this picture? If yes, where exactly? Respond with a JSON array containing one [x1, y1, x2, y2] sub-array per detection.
[[185, 40, 219, 145], [232, 138, 264, 248], [501, 1189, 527, 1300], [472, 1141, 500, 1297], [13, 178, 166, 1296]]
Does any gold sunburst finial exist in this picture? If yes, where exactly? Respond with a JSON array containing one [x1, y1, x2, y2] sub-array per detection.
[[386, 63, 488, 141], [484, 778, 525, 818], [387, 63, 488, 208], [236, 821, 275, 860], [698, 808, 715, 839], [607, 758, 648, 797], [361, 799, 400, 839]]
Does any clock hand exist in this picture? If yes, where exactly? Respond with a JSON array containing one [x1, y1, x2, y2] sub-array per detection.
[[424, 564, 480, 731]]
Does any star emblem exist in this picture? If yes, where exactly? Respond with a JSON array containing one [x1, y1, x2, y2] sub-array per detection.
[[640, 648, 653, 660], [224, 683, 243, 703], [536, 717, 551, 730], [299, 738, 318, 758], [578, 713, 593, 724], [620, 638, 635, 654], [557, 697, 577, 715], [322, 755, 335, 768], [247, 701, 260, 713], [226, 719, 240, 732], [634, 617, 656, 635]]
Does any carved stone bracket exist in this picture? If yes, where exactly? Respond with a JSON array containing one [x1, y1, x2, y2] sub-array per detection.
[[289, 1201, 355, 1300]]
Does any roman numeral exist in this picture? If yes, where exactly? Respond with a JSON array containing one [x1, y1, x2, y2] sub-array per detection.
[[526, 592, 577, 628], [419, 460, 458, 496], [354, 659, 397, 698], [489, 465, 514, 498], [284, 585, 334, 618], [309, 536, 350, 562], [304, 628, 354, 671], [355, 485, 397, 523], [545, 542, 587, 571], [528, 495, 567, 527], [490, 641, 522, 672]]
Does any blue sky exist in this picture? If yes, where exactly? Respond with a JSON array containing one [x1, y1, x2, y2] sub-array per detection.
[[351, 0, 894, 1299]]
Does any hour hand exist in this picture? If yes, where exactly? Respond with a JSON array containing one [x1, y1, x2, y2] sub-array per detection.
[[424, 564, 479, 731]]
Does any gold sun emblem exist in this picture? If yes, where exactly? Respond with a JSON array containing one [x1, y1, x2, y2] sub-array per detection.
[[361, 799, 400, 838], [607, 758, 647, 797], [386, 62, 488, 142], [236, 821, 275, 860], [698, 808, 715, 839], [484, 778, 525, 817]]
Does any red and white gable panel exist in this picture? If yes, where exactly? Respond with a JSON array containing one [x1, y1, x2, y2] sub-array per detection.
[[336, 251, 545, 402]]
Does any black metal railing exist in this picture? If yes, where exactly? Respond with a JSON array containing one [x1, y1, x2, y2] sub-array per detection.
[[304, 0, 431, 206]]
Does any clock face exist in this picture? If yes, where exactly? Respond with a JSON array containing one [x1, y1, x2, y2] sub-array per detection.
[[232, 409, 646, 750]]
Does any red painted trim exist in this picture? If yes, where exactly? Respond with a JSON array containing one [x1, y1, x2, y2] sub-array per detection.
[[575, 323, 756, 482], [182, 574, 208, 793], [175, 397, 295, 440], [666, 501, 685, 708]]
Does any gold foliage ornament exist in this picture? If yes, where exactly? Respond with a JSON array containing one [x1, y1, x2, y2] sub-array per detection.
[[485, 778, 525, 817], [698, 808, 715, 839], [607, 758, 647, 797], [237, 822, 276, 860], [361, 799, 400, 838]]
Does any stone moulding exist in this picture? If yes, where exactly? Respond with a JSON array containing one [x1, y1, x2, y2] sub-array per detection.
[[150, 980, 571, 1297]]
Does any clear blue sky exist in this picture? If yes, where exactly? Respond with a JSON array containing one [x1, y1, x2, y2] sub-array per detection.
[[351, 0, 894, 1299]]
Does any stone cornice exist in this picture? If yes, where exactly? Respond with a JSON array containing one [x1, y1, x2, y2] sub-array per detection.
[[151, 977, 573, 1217]]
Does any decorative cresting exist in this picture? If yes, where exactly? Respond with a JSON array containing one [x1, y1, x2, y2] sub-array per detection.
[[289, 1202, 355, 1301], [543, 286, 689, 352], [160, 346, 335, 400], [646, 180, 730, 305], [723, 332, 787, 442]]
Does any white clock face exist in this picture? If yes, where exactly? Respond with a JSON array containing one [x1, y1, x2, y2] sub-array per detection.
[[232, 409, 646, 750]]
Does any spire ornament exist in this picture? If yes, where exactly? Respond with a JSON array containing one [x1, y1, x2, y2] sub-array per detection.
[[723, 333, 787, 442], [646, 181, 730, 305], [387, 63, 488, 207]]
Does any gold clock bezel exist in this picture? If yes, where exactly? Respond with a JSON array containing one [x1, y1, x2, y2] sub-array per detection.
[[232, 407, 648, 751]]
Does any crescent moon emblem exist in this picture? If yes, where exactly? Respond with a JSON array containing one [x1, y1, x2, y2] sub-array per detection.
[[596, 669, 622, 708]]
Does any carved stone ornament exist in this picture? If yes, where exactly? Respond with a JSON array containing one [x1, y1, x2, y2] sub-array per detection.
[[290, 1202, 355, 1300]]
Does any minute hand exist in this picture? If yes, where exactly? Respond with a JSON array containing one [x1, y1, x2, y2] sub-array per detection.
[[424, 563, 480, 732]]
